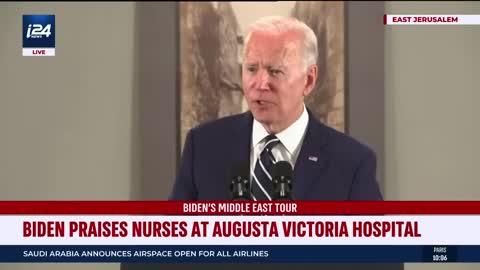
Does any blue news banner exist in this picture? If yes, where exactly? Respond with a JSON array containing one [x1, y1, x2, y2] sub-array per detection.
[[1, 245, 479, 263]]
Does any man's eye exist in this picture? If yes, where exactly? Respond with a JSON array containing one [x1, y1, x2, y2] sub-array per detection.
[[269, 69, 282, 76], [247, 66, 257, 73]]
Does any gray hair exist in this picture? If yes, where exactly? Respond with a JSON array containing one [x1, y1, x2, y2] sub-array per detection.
[[243, 16, 318, 70]]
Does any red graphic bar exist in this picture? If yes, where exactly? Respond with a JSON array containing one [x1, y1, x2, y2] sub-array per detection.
[[0, 201, 480, 215], [384, 14, 387, 25]]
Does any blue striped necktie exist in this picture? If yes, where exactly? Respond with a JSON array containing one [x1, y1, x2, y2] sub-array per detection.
[[251, 134, 280, 201]]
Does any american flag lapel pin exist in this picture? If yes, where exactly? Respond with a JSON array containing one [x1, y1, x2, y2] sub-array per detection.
[[308, 156, 318, 162]]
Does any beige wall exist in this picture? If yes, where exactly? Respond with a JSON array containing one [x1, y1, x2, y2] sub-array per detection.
[[385, 1, 480, 269], [0, 2, 137, 270]]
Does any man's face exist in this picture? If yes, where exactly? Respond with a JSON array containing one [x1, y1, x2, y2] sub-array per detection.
[[242, 30, 316, 132]]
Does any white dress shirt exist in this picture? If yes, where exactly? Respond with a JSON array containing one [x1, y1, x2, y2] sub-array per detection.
[[250, 104, 309, 176]]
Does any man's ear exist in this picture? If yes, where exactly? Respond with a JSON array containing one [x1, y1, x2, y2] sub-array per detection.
[[303, 64, 318, 97]]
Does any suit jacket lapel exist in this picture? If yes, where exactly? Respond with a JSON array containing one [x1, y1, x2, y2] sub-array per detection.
[[292, 112, 329, 200], [228, 111, 253, 169]]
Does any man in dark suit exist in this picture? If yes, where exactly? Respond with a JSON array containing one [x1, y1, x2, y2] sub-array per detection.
[[170, 16, 382, 201]]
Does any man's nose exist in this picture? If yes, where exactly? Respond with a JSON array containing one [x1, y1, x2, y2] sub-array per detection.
[[255, 70, 270, 90]]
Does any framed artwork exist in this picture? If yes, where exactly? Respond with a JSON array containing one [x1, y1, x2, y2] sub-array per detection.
[[179, 2, 346, 149]]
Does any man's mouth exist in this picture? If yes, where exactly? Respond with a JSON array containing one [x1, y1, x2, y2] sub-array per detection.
[[256, 100, 271, 106]]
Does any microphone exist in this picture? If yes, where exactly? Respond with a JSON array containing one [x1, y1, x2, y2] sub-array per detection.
[[272, 161, 293, 201], [229, 161, 251, 201]]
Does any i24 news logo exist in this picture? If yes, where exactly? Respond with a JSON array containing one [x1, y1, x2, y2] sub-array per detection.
[[26, 23, 52, 38], [22, 15, 55, 56]]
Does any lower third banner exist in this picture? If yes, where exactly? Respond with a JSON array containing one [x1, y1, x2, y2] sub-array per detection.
[[2, 245, 476, 263]]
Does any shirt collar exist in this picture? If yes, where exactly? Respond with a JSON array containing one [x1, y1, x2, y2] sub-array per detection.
[[252, 104, 309, 154]]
